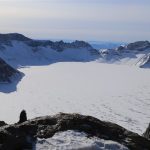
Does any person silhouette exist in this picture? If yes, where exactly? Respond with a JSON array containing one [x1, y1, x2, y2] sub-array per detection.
[[18, 110, 27, 123]]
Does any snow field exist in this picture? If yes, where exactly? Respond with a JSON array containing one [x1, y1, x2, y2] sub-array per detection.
[[0, 62, 150, 135]]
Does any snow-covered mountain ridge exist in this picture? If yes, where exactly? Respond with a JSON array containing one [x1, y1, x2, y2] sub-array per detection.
[[0, 33, 99, 68], [0, 33, 150, 68], [99, 41, 150, 68]]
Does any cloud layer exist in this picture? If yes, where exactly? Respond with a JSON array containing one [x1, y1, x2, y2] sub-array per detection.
[[0, 0, 149, 42]]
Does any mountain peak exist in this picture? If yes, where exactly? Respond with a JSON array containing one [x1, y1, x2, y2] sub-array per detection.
[[126, 41, 150, 50], [0, 33, 31, 44]]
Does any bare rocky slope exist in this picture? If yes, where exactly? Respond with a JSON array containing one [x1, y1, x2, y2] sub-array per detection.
[[0, 113, 150, 150], [0, 58, 21, 83]]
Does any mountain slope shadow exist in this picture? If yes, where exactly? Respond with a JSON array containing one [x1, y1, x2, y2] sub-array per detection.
[[0, 33, 100, 68], [0, 57, 24, 93], [0, 73, 24, 93], [0, 33, 100, 93]]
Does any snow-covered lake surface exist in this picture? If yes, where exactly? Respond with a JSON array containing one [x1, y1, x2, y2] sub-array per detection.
[[35, 130, 128, 150], [0, 62, 150, 134]]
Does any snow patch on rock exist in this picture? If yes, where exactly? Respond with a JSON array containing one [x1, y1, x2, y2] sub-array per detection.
[[35, 130, 128, 150]]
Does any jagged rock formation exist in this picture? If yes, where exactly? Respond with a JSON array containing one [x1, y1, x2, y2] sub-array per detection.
[[0, 58, 21, 83], [143, 123, 150, 140], [0, 33, 31, 47], [0, 33, 99, 68], [0, 113, 149, 150], [0, 33, 31, 42], [0, 33, 95, 52], [119, 41, 150, 67], [28, 40, 94, 52], [115, 41, 150, 51], [0, 121, 7, 127], [126, 41, 150, 51]]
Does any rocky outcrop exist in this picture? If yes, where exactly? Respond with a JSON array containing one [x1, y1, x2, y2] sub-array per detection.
[[28, 39, 94, 52], [0, 33, 95, 52], [0, 33, 31, 46], [0, 33, 31, 42], [138, 53, 150, 68], [143, 123, 150, 140], [0, 58, 21, 83], [98, 40, 150, 67], [18, 110, 27, 124], [126, 41, 150, 51], [0, 121, 7, 127], [116, 41, 150, 51], [0, 113, 150, 150]]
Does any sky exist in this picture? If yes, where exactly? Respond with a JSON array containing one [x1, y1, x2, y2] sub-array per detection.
[[0, 0, 150, 42]]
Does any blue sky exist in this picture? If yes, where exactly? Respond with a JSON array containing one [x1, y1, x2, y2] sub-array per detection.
[[0, 0, 149, 42]]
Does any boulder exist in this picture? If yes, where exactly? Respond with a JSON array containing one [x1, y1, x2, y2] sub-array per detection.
[[0, 121, 7, 127]]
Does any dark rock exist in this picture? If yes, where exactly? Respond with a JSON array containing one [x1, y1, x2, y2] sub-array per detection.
[[0, 33, 94, 51], [18, 110, 27, 124], [0, 33, 31, 42], [143, 123, 150, 140], [0, 121, 7, 127], [0, 58, 21, 83], [27, 40, 53, 48], [117, 45, 125, 51], [126, 41, 150, 51], [27, 39, 94, 52], [0, 113, 150, 150], [0, 33, 31, 46]]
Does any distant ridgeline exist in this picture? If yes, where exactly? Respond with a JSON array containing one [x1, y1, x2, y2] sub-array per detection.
[[0, 33, 95, 51], [99, 40, 150, 68], [0, 33, 99, 83], [0, 33, 150, 83], [0, 33, 99, 67]]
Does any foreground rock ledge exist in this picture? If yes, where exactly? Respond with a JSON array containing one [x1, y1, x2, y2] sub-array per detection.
[[0, 113, 150, 150]]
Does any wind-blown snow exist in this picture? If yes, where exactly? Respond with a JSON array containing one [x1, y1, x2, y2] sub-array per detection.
[[0, 62, 150, 134], [35, 130, 128, 150]]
